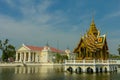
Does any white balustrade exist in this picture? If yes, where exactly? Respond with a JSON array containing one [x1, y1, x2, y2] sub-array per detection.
[[65, 59, 119, 65]]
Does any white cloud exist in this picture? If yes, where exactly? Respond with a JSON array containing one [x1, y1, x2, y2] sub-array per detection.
[[0, 11, 80, 51], [5, 0, 16, 7], [101, 11, 120, 21], [107, 11, 120, 18], [1, 0, 119, 55]]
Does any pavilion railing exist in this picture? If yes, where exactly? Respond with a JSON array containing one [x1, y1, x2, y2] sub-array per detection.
[[65, 59, 120, 65]]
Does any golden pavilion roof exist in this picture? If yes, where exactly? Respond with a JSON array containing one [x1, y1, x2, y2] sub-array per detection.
[[74, 19, 108, 53]]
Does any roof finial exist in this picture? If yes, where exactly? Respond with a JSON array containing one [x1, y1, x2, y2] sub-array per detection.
[[92, 11, 95, 23], [90, 11, 95, 26], [22, 43, 25, 46]]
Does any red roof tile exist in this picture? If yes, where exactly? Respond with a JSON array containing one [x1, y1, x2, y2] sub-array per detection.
[[50, 47, 64, 53], [26, 45, 43, 51], [25, 45, 64, 53]]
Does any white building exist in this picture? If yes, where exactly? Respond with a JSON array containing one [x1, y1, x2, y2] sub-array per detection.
[[15, 44, 64, 63], [65, 48, 76, 60]]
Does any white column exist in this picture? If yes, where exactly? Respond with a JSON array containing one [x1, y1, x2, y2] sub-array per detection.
[[93, 66, 96, 73], [28, 52, 31, 62], [37, 54, 39, 62], [22, 53, 24, 62], [82, 66, 86, 72], [32, 52, 34, 62], [20, 52, 24, 62], [15, 52, 18, 62], [24, 52, 26, 62], [73, 66, 76, 72], [19, 52, 22, 62], [34, 53, 36, 62]]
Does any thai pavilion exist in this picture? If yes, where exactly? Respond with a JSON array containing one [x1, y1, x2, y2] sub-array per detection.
[[73, 19, 109, 60], [65, 19, 118, 73]]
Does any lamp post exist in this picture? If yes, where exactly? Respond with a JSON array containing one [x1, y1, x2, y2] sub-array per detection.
[[118, 45, 120, 55]]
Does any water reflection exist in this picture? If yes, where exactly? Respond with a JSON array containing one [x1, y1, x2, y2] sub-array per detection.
[[64, 72, 111, 80], [14, 66, 63, 74], [0, 66, 119, 80]]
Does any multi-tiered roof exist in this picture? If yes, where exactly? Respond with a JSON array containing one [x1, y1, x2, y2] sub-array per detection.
[[74, 19, 109, 60]]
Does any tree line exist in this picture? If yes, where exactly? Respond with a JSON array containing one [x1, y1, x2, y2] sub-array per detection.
[[109, 45, 120, 59], [0, 39, 120, 62]]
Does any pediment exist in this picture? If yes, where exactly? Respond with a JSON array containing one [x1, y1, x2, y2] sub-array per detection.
[[17, 46, 30, 51]]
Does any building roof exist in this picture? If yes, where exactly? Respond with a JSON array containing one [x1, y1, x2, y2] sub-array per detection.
[[25, 45, 64, 53], [26, 45, 43, 51], [50, 47, 64, 53], [74, 19, 108, 53]]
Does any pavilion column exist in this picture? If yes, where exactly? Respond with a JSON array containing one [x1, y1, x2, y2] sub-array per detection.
[[15, 52, 18, 62], [24, 52, 26, 62], [28, 52, 31, 62]]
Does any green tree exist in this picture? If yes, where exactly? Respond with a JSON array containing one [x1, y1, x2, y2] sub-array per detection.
[[55, 53, 61, 63], [61, 55, 68, 62], [55, 53, 68, 63], [0, 39, 16, 62], [109, 53, 120, 59]]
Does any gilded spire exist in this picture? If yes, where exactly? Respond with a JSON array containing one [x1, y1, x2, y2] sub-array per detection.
[[90, 17, 95, 26], [88, 17, 98, 37]]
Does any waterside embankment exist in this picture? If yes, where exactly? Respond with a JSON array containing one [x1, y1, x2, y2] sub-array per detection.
[[0, 62, 63, 67]]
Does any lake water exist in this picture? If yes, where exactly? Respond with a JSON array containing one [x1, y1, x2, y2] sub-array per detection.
[[0, 66, 119, 80]]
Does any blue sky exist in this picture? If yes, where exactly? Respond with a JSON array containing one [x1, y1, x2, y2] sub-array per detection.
[[0, 0, 120, 55]]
